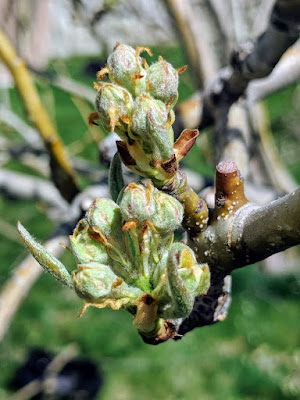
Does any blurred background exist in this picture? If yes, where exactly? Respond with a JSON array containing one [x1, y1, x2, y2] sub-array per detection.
[[0, 0, 299, 399]]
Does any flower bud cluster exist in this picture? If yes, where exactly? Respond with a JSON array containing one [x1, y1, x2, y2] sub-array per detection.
[[18, 182, 210, 336], [94, 43, 193, 186], [70, 181, 210, 322]]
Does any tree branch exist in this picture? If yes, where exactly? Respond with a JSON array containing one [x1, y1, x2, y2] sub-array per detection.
[[208, 0, 236, 50], [1, 141, 107, 182], [200, 0, 300, 129], [247, 40, 300, 104], [33, 71, 96, 104], [0, 27, 80, 202], [231, 187, 300, 267], [247, 102, 298, 193], [192, 181, 300, 275], [174, 167, 300, 340], [165, 0, 223, 87], [0, 169, 69, 220], [0, 106, 42, 148], [141, 161, 299, 344], [174, 41, 300, 133]]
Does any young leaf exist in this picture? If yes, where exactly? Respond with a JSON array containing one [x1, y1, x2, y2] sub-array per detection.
[[109, 151, 125, 202], [17, 222, 73, 288]]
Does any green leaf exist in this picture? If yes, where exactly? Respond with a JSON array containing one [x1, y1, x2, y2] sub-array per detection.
[[109, 151, 125, 202], [17, 222, 73, 288]]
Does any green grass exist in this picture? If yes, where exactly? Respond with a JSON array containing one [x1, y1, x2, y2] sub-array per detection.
[[0, 49, 299, 399]]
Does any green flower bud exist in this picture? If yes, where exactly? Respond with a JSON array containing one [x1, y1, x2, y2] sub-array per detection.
[[95, 83, 133, 134], [179, 263, 210, 297], [70, 219, 110, 265], [73, 263, 143, 308], [118, 181, 183, 234], [107, 43, 146, 97], [73, 263, 118, 300], [151, 243, 210, 319], [146, 58, 178, 108], [131, 93, 173, 161], [131, 93, 167, 136], [152, 191, 184, 234], [87, 198, 123, 240], [119, 181, 156, 224], [86, 198, 132, 275]]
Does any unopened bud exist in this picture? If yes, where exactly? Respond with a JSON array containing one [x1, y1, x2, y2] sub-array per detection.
[[73, 264, 118, 300], [152, 191, 183, 233], [95, 83, 133, 133], [107, 43, 146, 97], [70, 219, 109, 265], [87, 198, 124, 245], [131, 93, 173, 161], [119, 181, 156, 224], [146, 59, 178, 108]]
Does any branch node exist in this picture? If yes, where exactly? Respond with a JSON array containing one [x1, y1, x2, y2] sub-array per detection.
[[213, 161, 248, 221]]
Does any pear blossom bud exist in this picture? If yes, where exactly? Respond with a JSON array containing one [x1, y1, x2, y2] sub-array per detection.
[[146, 59, 178, 107], [107, 43, 146, 96], [70, 219, 110, 265], [73, 264, 118, 300], [95, 83, 133, 133], [131, 93, 173, 161], [119, 181, 156, 223], [87, 198, 124, 245], [152, 191, 184, 233]]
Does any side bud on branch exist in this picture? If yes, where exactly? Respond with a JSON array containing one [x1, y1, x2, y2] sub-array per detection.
[[18, 181, 210, 342]]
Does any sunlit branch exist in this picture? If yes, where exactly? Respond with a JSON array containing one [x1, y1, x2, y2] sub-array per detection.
[[0, 28, 79, 202], [200, 0, 300, 129]]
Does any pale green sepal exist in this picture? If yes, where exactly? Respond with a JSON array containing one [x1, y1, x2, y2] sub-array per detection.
[[194, 263, 210, 296], [147, 119, 173, 161], [95, 83, 133, 134], [17, 221, 73, 288], [109, 151, 125, 202], [150, 250, 168, 290], [86, 198, 131, 276], [169, 242, 211, 297]]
